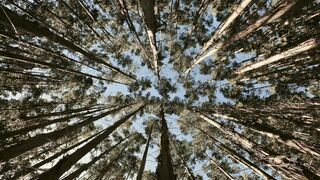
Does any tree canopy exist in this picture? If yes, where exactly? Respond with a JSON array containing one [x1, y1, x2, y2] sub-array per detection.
[[0, 0, 319, 179]]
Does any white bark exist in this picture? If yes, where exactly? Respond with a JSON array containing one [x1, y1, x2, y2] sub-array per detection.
[[147, 29, 160, 77], [202, 0, 253, 51], [205, 153, 235, 180], [183, 0, 301, 75], [236, 38, 319, 74]]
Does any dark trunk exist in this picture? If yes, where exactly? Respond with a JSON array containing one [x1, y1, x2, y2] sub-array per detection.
[[0, 103, 133, 162], [156, 106, 176, 180], [10, 129, 105, 179], [62, 134, 132, 180], [0, 6, 136, 80], [36, 104, 145, 180], [137, 122, 155, 180], [0, 107, 106, 140]]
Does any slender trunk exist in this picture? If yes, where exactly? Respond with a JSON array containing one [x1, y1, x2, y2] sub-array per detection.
[[59, 0, 112, 49], [94, 144, 129, 180], [36, 104, 145, 180], [147, 30, 160, 77], [202, 0, 253, 52], [203, 152, 234, 180], [0, 103, 133, 162], [139, 0, 160, 77], [184, 0, 310, 74], [200, 107, 320, 158], [23, 104, 104, 120], [0, 6, 136, 80], [117, 0, 150, 59], [137, 122, 155, 180], [10, 129, 105, 179], [0, 50, 129, 85], [0, 106, 106, 140], [187, 122, 274, 180], [0, 29, 105, 74], [172, 141, 196, 180], [187, 0, 209, 35], [62, 134, 132, 180], [0, 67, 63, 82], [156, 106, 176, 180], [194, 109, 319, 179], [236, 38, 319, 75]]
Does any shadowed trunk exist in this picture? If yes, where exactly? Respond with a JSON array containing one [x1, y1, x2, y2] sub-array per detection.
[[156, 106, 176, 180], [0, 5, 136, 81], [0, 103, 133, 162], [36, 104, 145, 180], [62, 134, 132, 180], [137, 122, 155, 180], [139, 0, 160, 77], [10, 129, 106, 179], [202, 0, 253, 52], [184, 0, 312, 74], [236, 38, 319, 75], [0, 106, 106, 140], [187, 121, 274, 180], [203, 152, 234, 180]]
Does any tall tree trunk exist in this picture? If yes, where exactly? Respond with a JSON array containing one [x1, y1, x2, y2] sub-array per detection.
[[94, 143, 129, 180], [236, 38, 319, 75], [62, 134, 132, 180], [0, 50, 128, 85], [137, 122, 155, 180], [0, 5, 136, 81], [202, 0, 253, 52], [184, 0, 311, 74], [117, 0, 150, 59], [0, 29, 105, 74], [10, 129, 105, 179], [156, 106, 176, 180], [172, 141, 196, 180], [194, 109, 319, 179], [187, 122, 274, 180], [0, 103, 133, 162], [36, 104, 145, 180], [203, 152, 234, 180], [139, 0, 160, 77], [198, 107, 320, 158], [22, 104, 106, 120], [0, 106, 106, 140]]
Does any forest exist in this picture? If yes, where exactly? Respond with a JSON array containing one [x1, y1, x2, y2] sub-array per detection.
[[0, 0, 319, 179]]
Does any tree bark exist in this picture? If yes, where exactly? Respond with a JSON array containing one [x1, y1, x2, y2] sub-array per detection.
[[137, 122, 155, 180], [156, 106, 176, 180], [0, 106, 106, 140], [184, 0, 311, 74], [202, 0, 253, 52], [139, 0, 160, 77], [62, 134, 132, 180], [203, 152, 234, 180], [236, 38, 319, 75], [0, 5, 136, 80], [36, 104, 145, 180], [0, 103, 133, 162], [10, 129, 105, 179]]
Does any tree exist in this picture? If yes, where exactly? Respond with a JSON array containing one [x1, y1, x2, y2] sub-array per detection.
[[0, 0, 319, 179]]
